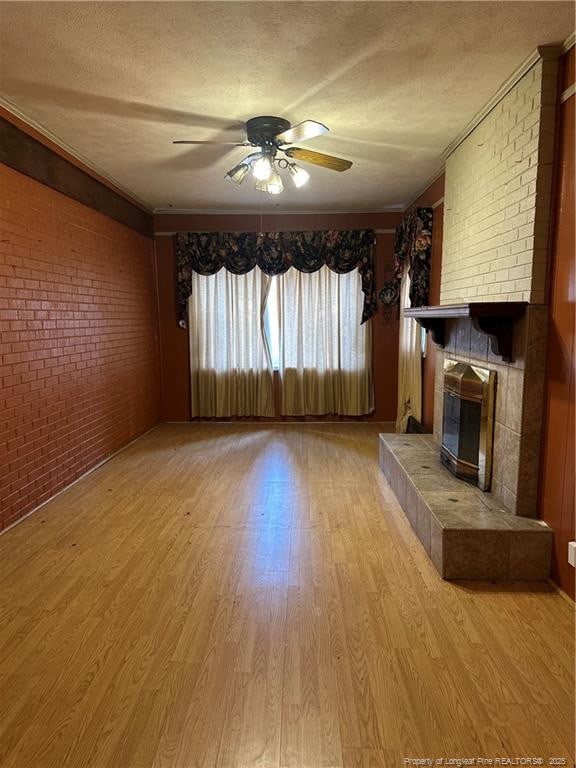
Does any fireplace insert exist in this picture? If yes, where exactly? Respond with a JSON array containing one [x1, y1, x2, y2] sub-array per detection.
[[440, 360, 496, 490]]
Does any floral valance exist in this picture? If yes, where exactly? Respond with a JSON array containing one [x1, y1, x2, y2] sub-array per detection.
[[176, 229, 376, 327], [393, 207, 433, 307]]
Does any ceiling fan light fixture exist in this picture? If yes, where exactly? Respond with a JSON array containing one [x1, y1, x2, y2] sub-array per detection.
[[252, 155, 273, 181], [255, 168, 284, 195], [224, 161, 251, 186], [266, 169, 284, 195], [288, 163, 310, 188], [173, 115, 353, 196]]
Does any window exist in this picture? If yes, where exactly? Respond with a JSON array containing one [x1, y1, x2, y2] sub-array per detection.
[[396, 263, 423, 431], [263, 277, 280, 371], [275, 266, 373, 416], [188, 267, 373, 417], [188, 269, 274, 417]]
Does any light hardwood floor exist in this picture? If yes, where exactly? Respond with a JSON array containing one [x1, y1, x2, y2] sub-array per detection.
[[0, 423, 574, 768]]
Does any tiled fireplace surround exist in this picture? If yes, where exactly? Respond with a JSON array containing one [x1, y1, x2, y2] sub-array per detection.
[[379, 47, 561, 579], [379, 310, 553, 581], [433, 307, 548, 518]]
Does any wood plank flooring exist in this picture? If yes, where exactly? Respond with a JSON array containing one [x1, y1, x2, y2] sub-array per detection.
[[0, 423, 574, 767]]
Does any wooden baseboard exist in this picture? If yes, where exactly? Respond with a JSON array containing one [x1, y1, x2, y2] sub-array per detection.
[[0, 423, 161, 538], [547, 578, 575, 604]]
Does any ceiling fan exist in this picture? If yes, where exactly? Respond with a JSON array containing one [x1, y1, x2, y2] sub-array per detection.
[[173, 116, 353, 195]]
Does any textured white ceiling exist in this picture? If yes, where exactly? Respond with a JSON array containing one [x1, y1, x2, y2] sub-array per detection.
[[0, 2, 574, 212]]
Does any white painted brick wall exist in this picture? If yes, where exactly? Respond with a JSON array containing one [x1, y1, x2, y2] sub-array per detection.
[[441, 57, 558, 305]]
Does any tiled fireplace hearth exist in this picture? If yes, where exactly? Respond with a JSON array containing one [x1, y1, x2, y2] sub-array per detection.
[[379, 433, 552, 580], [378, 309, 553, 581]]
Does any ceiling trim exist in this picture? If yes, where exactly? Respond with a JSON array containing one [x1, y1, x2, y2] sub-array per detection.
[[403, 165, 446, 212], [0, 116, 153, 237], [561, 82, 576, 103], [153, 207, 406, 215], [0, 95, 152, 212], [441, 44, 563, 161], [155, 229, 397, 236], [562, 31, 575, 52]]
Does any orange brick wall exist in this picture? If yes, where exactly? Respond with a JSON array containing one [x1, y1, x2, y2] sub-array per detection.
[[0, 164, 161, 530]]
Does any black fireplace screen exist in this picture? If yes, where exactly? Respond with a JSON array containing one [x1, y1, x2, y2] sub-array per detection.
[[440, 360, 495, 489], [442, 392, 481, 467]]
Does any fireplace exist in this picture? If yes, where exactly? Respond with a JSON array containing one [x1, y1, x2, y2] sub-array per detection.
[[440, 360, 496, 490]]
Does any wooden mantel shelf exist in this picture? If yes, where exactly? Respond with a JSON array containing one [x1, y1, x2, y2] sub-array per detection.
[[404, 302, 527, 362]]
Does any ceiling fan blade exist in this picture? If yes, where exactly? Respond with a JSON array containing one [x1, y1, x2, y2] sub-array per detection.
[[173, 140, 250, 146], [284, 147, 352, 172], [275, 120, 328, 144]]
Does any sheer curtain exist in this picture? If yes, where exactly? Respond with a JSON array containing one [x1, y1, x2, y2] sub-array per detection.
[[188, 269, 274, 417], [277, 266, 373, 416], [395, 265, 422, 432]]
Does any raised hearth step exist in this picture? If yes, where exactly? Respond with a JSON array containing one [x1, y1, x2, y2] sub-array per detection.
[[379, 434, 552, 581]]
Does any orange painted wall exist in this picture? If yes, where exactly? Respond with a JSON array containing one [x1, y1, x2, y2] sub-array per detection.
[[156, 234, 191, 420], [539, 48, 575, 599], [406, 175, 445, 431], [0, 164, 161, 530], [154, 212, 402, 422]]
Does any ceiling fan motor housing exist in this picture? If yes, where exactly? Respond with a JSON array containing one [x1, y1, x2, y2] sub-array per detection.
[[246, 116, 290, 146]]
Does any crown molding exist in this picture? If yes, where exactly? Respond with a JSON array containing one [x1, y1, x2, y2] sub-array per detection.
[[442, 45, 563, 161], [1, 116, 152, 236], [403, 165, 446, 211], [0, 96, 152, 212], [153, 207, 405, 215], [537, 43, 565, 61], [562, 31, 575, 53], [155, 228, 397, 237], [561, 82, 576, 103]]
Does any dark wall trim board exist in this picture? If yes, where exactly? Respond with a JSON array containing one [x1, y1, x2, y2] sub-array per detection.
[[0, 117, 152, 237]]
